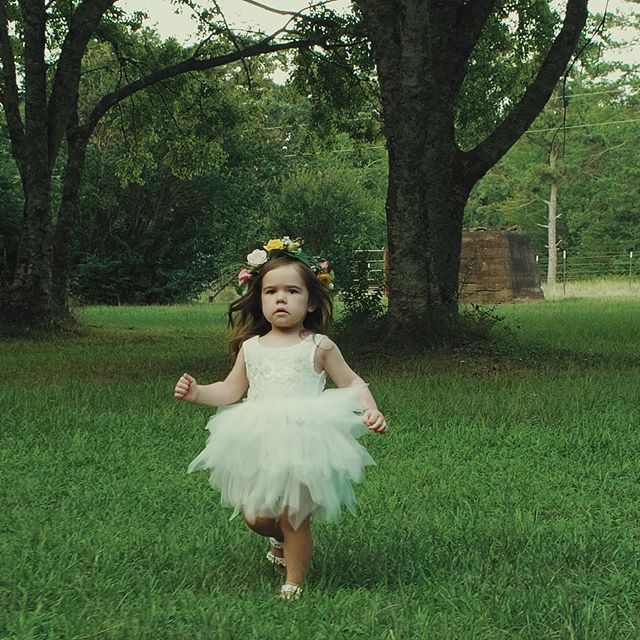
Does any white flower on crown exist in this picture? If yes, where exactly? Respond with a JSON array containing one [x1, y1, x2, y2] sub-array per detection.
[[247, 249, 268, 267]]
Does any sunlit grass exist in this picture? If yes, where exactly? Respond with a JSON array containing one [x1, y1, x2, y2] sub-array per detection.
[[1, 300, 639, 639], [542, 277, 640, 299]]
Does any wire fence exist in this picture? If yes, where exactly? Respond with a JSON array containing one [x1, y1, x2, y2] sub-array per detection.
[[535, 250, 638, 282], [355, 248, 386, 285], [357, 249, 640, 285]]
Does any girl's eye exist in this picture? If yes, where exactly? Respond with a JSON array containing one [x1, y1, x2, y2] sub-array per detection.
[[288, 289, 298, 294]]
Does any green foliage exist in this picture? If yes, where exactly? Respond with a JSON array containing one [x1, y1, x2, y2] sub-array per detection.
[[80, 33, 236, 188], [71, 33, 283, 303], [0, 133, 22, 287], [456, 0, 557, 150], [72, 155, 221, 304], [70, 28, 391, 305], [269, 160, 386, 315], [338, 256, 385, 318], [290, 7, 382, 142], [459, 303, 507, 340], [73, 240, 216, 306]]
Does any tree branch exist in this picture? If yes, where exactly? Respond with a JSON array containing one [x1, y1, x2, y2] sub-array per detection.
[[80, 36, 318, 143], [461, 0, 588, 182], [0, 0, 25, 172], [48, 0, 117, 167], [241, 0, 344, 29]]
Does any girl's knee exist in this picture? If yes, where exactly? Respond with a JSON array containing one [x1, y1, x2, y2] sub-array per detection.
[[279, 510, 310, 534], [244, 514, 279, 536]]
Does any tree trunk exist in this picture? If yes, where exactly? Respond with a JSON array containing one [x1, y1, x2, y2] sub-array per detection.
[[52, 121, 89, 317], [384, 127, 473, 339], [358, 1, 480, 340], [6, 178, 54, 326], [546, 142, 559, 284], [2, 0, 54, 326]]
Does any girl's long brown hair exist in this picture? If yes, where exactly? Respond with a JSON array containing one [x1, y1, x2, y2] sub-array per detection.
[[228, 255, 334, 355]]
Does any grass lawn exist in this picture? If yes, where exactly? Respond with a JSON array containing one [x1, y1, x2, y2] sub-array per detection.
[[1, 298, 639, 639]]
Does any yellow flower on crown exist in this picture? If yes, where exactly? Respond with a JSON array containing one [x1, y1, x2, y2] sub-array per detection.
[[318, 272, 334, 284], [264, 238, 284, 252]]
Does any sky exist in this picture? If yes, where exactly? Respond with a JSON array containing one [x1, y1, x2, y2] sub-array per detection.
[[117, 0, 640, 66], [118, 1, 351, 41]]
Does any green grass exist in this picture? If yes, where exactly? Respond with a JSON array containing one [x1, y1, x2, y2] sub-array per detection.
[[2, 300, 639, 639], [542, 277, 640, 300]]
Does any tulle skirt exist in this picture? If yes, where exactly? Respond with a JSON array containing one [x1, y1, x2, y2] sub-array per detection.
[[187, 387, 375, 530]]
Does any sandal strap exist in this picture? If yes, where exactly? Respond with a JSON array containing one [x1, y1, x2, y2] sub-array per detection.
[[268, 536, 284, 550], [266, 551, 286, 567], [280, 583, 303, 599]]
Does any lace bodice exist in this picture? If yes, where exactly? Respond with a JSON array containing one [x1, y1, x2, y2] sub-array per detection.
[[242, 334, 327, 401]]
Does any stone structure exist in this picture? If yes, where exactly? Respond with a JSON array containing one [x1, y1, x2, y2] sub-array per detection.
[[458, 228, 544, 303]]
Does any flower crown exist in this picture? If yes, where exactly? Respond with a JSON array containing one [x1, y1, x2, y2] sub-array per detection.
[[237, 236, 335, 292]]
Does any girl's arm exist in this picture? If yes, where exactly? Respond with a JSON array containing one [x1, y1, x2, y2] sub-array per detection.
[[174, 346, 249, 407], [319, 337, 387, 433]]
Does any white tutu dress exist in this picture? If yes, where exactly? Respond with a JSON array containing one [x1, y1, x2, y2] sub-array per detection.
[[188, 333, 375, 530]]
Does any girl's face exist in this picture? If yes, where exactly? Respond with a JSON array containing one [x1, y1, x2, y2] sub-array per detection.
[[260, 263, 316, 331]]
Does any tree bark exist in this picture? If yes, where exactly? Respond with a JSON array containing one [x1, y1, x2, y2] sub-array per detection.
[[356, 0, 587, 342], [52, 115, 89, 316], [547, 142, 559, 284]]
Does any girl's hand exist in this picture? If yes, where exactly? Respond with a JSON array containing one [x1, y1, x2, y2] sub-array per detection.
[[174, 373, 199, 402], [363, 408, 387, 434]]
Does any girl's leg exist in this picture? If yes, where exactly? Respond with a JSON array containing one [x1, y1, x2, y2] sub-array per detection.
[[243, 515, 285, 559], [242, 514, 283, 540], [279, 508, 313, 585]]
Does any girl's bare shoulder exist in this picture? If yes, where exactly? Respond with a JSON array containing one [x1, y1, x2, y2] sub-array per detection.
[[311, 333, 339, 356]]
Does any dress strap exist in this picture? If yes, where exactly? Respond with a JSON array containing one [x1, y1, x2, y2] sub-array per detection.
[[307, 333, 327, 376]]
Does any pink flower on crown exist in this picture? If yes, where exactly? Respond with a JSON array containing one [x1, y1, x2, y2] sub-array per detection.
[[238, 268, 252, 286], [318, 259, 329, 270]]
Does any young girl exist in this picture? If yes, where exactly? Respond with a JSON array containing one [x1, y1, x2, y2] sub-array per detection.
[[174, 238, 387, 600]]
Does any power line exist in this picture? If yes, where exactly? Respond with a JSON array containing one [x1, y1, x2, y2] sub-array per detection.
[[550, 87, 636, 98], [283, 117, 640, 155], [527, 116, 640, 133], [284, 145, 385, 157], [281, 116, 640, 156], [259, 90, 638, 138]]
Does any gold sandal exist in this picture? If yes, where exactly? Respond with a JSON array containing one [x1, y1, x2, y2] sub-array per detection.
[[266, 537, 286, 573], [279, 582, 303, 600]]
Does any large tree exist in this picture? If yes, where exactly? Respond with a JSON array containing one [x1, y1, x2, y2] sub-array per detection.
[[352, 0, 588, 339], [0, 0, 316, 327]]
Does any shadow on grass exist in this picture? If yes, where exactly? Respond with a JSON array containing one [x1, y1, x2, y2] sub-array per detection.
[[336, 316, 638, 378]]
